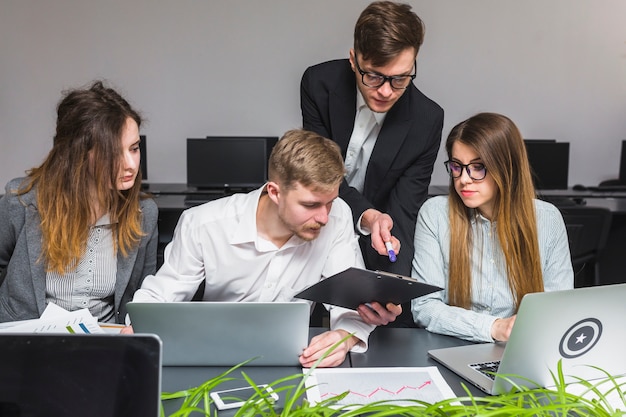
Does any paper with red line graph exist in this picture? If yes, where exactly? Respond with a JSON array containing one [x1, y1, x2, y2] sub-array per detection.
[[304, 367, 456, 407]]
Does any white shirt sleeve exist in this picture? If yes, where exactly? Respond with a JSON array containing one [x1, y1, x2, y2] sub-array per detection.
[[132, 208, 207, 303]]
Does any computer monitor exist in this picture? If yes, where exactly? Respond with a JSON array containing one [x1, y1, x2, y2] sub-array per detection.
[[0, 334, 161, 417], [523, 139, 556, 143], [139, 135, 147, 180], [186, 137, 277, 191], [524, 140, 570, 190], [618, 140, 626, 183]]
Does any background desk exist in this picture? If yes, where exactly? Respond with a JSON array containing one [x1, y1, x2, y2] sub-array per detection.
[[160, 327, 484, 415], [149, 183, 626, 288]]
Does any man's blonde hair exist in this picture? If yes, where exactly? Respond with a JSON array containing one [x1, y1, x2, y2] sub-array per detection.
[[268, 129, 345, 192]]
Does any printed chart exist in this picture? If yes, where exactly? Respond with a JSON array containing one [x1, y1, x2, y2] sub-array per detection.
[[304, 367, 456, 407]]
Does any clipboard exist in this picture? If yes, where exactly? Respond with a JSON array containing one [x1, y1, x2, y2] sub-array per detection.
[[294, 267, 442, 311]]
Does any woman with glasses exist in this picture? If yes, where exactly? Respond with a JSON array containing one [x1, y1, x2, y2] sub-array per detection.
[[410, 112, 573, 342]]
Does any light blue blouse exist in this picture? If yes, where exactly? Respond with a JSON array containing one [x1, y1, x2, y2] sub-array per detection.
[[411, 196, 574, 342]]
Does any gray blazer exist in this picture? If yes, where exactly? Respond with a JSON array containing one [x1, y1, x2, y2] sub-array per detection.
[[0, 178, 159, 324]]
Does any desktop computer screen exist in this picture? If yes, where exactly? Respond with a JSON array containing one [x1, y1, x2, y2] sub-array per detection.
[[186, 137, 276, 190], [139, 134, 147, 180], [524, 140, 570, 190], [618, 140, 626, 183]]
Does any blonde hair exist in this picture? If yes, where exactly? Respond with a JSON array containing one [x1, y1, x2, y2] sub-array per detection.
[[268, 129, 345, 192], [445, 112, 543, 310]]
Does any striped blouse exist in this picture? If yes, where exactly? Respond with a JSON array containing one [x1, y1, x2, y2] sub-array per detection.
[[411, 196, 574, 342], [46, 215, 117, 322]]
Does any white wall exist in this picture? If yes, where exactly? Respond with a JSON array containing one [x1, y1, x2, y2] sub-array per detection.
[[1, 0, 625, 189]]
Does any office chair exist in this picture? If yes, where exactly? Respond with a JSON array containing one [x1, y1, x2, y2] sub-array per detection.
[[558, 206, 612, 287]]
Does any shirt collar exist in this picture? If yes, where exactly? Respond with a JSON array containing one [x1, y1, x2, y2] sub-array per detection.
[[229, 184, 308, 250], [94, 214, 114, 227], [356, 88, 387, 125], [229, 186, 264, 245]]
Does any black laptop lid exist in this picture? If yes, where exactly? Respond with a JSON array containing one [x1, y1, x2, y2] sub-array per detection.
[[0, 334, 162, 417]]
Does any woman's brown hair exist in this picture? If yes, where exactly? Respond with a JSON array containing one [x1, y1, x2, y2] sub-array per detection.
[[19, 81, 144, 274], [446, 112, 543, 310]]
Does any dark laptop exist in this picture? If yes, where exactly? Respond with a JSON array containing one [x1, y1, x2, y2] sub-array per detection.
[[0, 334, 162, 416]]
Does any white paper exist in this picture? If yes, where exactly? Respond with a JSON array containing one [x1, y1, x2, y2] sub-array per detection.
[[304, 366, 457, 408], [0, 303, 103, 334], [561, 377, 626, 413]]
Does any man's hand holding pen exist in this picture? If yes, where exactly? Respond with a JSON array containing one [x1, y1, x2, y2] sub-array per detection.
[[360, 208, 401, 261]]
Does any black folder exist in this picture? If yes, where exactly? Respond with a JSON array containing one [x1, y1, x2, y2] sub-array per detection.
[[294, 267, 442, 311]]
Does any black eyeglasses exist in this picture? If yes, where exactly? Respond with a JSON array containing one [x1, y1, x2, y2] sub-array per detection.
[[354, 54, 416, 90], [444, 160, 488, 181]]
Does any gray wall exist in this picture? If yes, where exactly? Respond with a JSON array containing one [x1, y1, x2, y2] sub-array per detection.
[[1, 0, 625, 189]]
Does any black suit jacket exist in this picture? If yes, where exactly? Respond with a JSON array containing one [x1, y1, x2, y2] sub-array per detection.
[[301, 59, 444, 276]]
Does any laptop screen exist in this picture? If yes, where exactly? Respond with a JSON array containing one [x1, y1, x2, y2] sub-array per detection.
[[187, 137, 277, 191], [0, 334, 161, 417]]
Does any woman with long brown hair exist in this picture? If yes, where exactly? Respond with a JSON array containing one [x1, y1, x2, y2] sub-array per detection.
[[411, 112, 573, 342], [0, 81, 158, 324]]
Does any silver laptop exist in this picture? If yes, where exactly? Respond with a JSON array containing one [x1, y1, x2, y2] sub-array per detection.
[[127, 301, 310, 366], [0, 333, 162, 416], [428, 284, 626, 395]]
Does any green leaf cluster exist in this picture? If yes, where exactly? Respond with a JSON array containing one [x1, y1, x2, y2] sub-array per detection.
[[161, 358, 626, 417]]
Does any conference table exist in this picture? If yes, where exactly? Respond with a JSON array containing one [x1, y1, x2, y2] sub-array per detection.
[[161, 326, 484, 415]]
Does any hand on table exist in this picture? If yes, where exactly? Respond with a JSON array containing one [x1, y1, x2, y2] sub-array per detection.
[[120, 325, 134, 334], [299, 329, 358, 368], [491, 315, 516, 342]]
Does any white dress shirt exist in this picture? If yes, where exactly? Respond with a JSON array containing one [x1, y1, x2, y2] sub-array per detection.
[[344, 90, 386, 194], [411, 196, 574, 342], [133, 186, 375, 350]]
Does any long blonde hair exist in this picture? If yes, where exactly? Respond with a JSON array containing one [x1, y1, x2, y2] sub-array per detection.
[[446, 113, 543, 311], [18, 81, 145, 274]]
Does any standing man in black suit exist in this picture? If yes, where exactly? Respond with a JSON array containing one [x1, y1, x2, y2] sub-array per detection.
[[301, 0, 444, 312]]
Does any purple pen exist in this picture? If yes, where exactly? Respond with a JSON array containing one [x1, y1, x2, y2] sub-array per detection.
[[385, 241, 397, 262]]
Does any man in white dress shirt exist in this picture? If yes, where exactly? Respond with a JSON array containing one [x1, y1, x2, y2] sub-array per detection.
[[128, 129, 401, 367]]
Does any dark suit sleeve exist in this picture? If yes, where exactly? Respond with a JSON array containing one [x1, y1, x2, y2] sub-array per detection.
[[383, 110, 443, 275], [301, 67, 332, 139], [356, 91, 444, 276], [301, 64, 374, 227]]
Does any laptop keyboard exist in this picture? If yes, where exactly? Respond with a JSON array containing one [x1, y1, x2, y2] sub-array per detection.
[[469, 360, 501, 380]]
